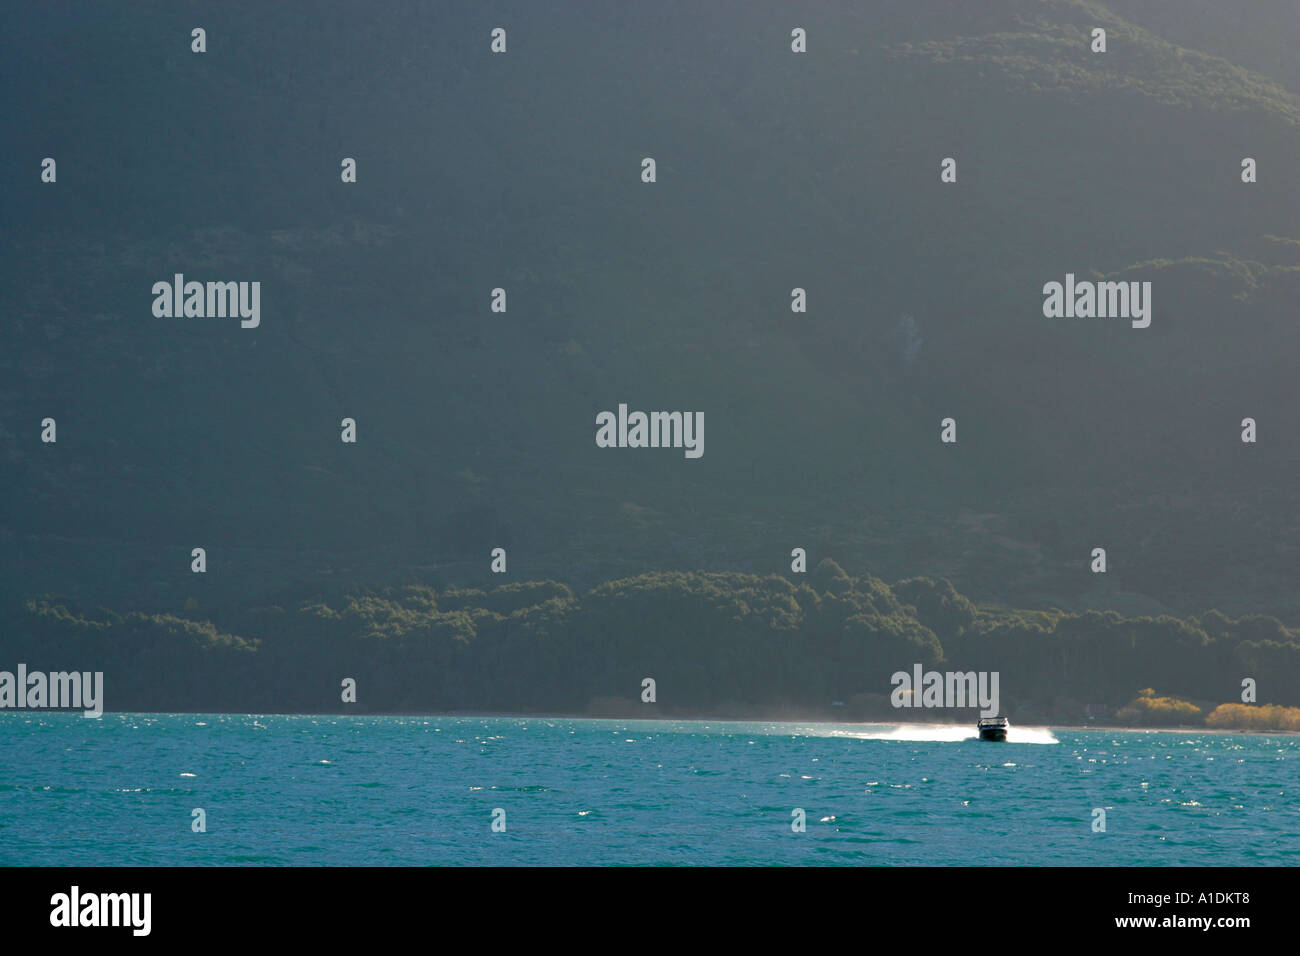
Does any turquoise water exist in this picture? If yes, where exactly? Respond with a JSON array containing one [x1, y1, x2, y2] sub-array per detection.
[[1, 714, 1296, 865]]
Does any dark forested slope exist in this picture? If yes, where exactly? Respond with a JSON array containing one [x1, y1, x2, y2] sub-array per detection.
[[3, 2, 1297, 633]]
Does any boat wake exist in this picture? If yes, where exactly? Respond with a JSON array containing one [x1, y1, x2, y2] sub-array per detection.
[[829, 724, 1059, 744]]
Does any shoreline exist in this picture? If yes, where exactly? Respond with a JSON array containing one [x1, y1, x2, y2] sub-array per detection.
[[7, 708, 1298, 736]]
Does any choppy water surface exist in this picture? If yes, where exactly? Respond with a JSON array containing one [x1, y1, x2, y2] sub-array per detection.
[[1, 714, 1295, 865]]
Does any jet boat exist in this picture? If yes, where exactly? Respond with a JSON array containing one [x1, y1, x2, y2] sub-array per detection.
[[977, 716, 1009, 741]]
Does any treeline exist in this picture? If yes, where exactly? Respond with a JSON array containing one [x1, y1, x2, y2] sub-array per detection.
[[1104, 692, 1300, 731], [1206, 703, 1300, 732], [4, 560, 1299, 718]]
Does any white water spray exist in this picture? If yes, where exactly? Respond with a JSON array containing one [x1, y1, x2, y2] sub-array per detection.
[[827, 723, 1058, 744]]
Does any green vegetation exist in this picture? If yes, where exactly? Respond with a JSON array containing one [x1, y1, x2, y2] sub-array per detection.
[[1114, 688, 1203, 726], [7, 562, 1300, 717], [888, 8, 1300, 122]]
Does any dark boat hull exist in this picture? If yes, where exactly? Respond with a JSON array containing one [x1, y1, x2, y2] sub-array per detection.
[[978, 728, 1007, 741]]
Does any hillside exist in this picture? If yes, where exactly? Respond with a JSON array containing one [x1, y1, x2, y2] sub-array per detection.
[[2, 0, 1298, 629]]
